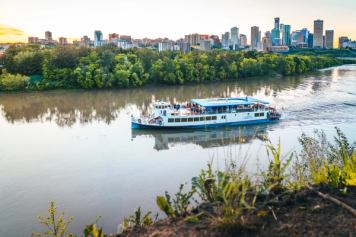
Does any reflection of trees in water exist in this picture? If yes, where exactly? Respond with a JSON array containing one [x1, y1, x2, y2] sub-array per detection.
[[132, 125, 270, 151], [0, 75, 308, 127]]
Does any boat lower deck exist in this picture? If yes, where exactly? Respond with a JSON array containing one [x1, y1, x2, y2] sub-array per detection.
[[131, 118, 276, 129]]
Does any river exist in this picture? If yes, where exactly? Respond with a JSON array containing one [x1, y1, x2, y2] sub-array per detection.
[[1, 65, 356, 236]]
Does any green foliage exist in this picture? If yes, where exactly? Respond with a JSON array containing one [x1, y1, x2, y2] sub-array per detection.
[[32, 201, 73, 237], [216, 177, 256, 226], [13, 50, 44, 75], [83, 223, 104, 237], [120, 207, 155, 232], [0, 70, 29, 91], [298, 127, 356, 188], [261, 141, 293, 192], [1, 45, 342, 91], [156, 184, 196, 218], [192, 163, 231, 203]]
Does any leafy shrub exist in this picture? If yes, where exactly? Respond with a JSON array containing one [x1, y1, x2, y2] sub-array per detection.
[[156, 183, 196, 218], [192, 163, 231, 203], [298, 127, 356, 188], [0, 70, 29, 91], [216, 177, 256, 226]]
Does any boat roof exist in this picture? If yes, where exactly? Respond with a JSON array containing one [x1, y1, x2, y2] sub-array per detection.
[[191, 97, 269, 107]]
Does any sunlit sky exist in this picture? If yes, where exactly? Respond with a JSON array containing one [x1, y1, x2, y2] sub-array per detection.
[[1, 0, 356, 44]]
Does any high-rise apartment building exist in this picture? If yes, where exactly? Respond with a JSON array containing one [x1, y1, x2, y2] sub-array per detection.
[[184, 34, 200, 46], [338, 36, 349, 48], [209, 35, 221, 48], [200, 40, 211, 51], [94, 30, 103, 47], [282, 25, 291, 46], [239, 34, 247, 48], [58, 37, 67, 45], [313, 20, 324, 48], [230, 27, 239, 50], [28, 37, 39, 44], [45, 31, 52, 41], [81, 35, 91, 47], [221, 32, 230, 49], [251, 26, 261, 50], [308, 33, 314, 48], [325, 30, 334, 49], [262, 31, 272, 51]]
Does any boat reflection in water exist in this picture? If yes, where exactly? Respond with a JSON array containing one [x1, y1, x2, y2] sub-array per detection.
[[131, 124, 270, 151]]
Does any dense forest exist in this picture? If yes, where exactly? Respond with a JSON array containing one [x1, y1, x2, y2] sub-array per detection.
[[0, 44, 342, 91]]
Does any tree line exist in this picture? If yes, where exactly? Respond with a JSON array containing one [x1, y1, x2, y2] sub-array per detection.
[[0, 44, 342, 91]]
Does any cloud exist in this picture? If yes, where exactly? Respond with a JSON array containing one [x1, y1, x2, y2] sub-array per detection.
[[0, 24, 27, 43]]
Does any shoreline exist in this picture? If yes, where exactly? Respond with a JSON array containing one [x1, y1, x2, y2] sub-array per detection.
[[1, 63, 352, 94]]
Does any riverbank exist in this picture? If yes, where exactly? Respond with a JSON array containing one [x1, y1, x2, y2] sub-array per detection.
[[0, 45, 343, 91], [119, 186, 356, 237]]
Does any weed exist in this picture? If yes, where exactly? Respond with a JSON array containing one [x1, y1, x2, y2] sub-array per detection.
[[260, 140, 293, 193], [192, 163, 231, 203], [120, 207, 156, 232], [32, 201, 73, 237], [156, 183, 196, 218]]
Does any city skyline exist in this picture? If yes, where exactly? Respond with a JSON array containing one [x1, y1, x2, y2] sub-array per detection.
[[1, 0, 356, 45]]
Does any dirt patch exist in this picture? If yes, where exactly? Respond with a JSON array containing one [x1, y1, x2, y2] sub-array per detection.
[[119, 186, 356, 237]]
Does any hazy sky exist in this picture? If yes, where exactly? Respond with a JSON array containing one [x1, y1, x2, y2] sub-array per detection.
[[1, 0, 355, 43]]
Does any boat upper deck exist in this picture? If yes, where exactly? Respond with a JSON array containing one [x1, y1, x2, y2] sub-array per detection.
[[190, 97, 269, 108]]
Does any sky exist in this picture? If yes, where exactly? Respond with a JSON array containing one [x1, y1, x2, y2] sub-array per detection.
[[1, 0, 356, 44]]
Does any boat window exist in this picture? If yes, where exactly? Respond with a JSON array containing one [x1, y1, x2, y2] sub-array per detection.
[[254, 113, 259, 117], [260, 113, 264, 117], [174, 118, 181, 122], [168, 118, 174, 123], [194, 117, 199, 122], [188, 118, 193, 122], [181, 118, 188, 122], [206, 116, 212, 121], [212, 116, 217, 120], [200, 117, 205, 121]]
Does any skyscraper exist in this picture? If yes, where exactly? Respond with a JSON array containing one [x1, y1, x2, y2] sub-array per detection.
[[308, 33, 314, 48], [45, 31, 52, 41], [230, 27, 239, 50], [282, 25, 291, 46], [274, 17, 280, 30], [251, 26, 261, 50], [94, 30, 103, 47], [271, 17, 281, 46], [81, 35, 91, 47], [58, 37, 67, 45], [325, 30, 334, 49], [239, 34, 247, 48], [262, 31, 272, 52], [221, 32, 230, 49], [313, 20, 324, 48]]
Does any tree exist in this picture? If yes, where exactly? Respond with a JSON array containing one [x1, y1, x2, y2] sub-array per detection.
[[0, 70, 29, 91], [240, 58, 260, 77]]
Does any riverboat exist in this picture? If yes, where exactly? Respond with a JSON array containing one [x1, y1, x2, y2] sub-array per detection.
[[131, 97, 281, 129]]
